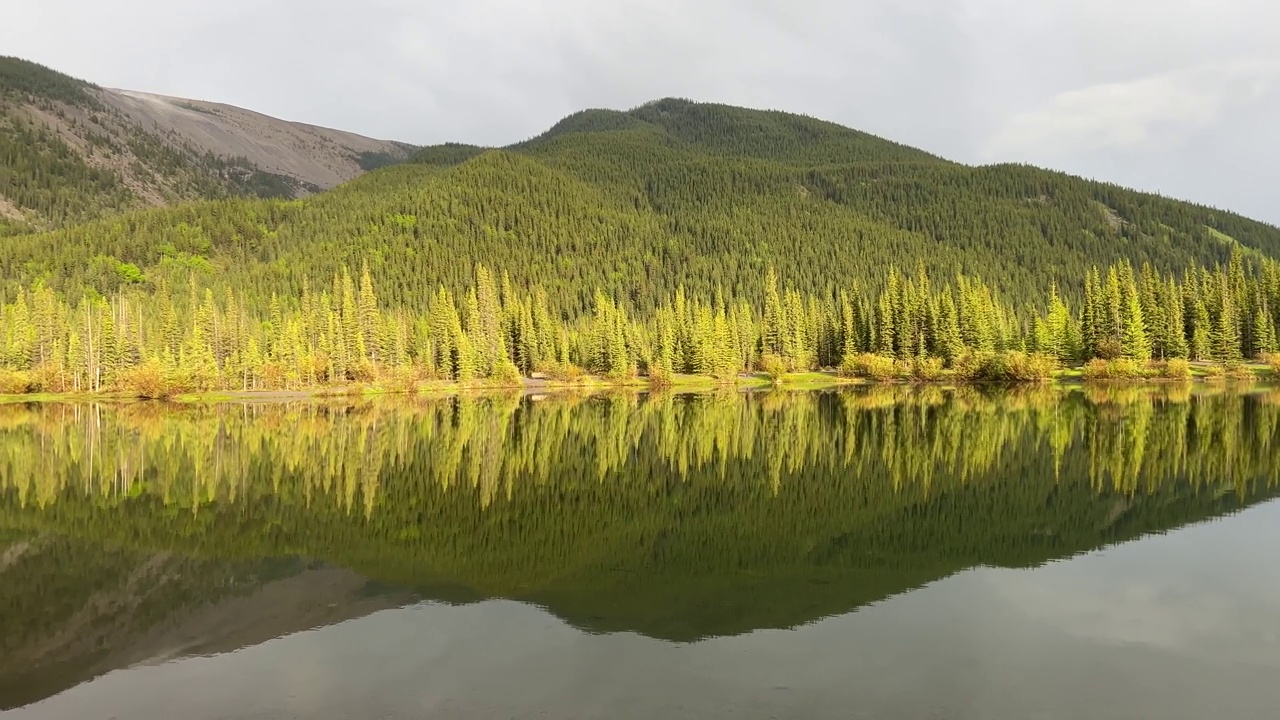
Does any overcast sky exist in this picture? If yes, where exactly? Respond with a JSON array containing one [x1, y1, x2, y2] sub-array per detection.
[[6, 0, 1278, 224]]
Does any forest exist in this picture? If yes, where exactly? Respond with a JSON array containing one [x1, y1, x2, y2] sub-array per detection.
[[0, 251, 1278, 395], [5, 74, 1280, 394]]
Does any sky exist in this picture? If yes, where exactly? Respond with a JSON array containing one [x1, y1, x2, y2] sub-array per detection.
[[5, 0, 1278, 224]]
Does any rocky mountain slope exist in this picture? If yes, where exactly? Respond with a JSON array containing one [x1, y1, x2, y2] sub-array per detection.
[[0, 56, 414, 233]]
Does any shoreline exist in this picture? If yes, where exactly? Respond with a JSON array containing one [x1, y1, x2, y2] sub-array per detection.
[[1, 365, 1274, 404]]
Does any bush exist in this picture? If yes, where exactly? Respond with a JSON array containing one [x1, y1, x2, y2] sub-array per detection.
[[348, 360, 379, 383], [116, 360, 175, 399], [489, 360, 524, 387], [759, 353, 789, 382], [1218, 361, 1255, 380], [908, 356, 946, 381], [381, 366, 421, 394], [1149, 358, 1191, 380], [538, 361, 586, 383], [29, 364, 73, 393], [839, 353, 900, 381], [955, 352, 1055, 382], [1265, 353, 1280, 378], [1082, 358, 1143, 381], [647, 366, 674, 389], [0, 370, 33, 395]]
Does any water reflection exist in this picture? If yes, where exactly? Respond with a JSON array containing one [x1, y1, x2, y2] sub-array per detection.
[[1, 385, 1278, 715]]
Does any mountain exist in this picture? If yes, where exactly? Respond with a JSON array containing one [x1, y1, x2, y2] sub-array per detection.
[[0, 57, 415, 233], [2, 83, 1280, 392], [0, 535, 415, 711], [4, 92, 1278, 318]]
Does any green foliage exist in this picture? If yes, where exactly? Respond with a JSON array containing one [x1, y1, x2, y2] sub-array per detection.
[[0, 369, 31, 394], [410, 143, 487, 167], [908, 356, 946, 381], [1265, 353, 1280, 378], [1083, 358, 1144, 380], [953, 352, 1056, 382], [0, 56, 97, 107], [489, 359, 524, 387], [356, 150, 407, 172], [1150, 358, 1192, 381], [1, 251, 1274, 392], [839, 353, 900, 381], [759, 353, 789, 382], [9, 97, 1280, 322], [3, 93, 1280, 391]]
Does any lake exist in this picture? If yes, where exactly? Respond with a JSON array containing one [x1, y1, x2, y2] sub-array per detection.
[[2, 384, 1279, 719]]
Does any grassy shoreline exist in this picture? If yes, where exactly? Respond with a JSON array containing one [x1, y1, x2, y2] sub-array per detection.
[[1, 363, 1274, 404]]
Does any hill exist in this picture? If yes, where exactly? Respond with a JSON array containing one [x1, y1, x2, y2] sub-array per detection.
[[0, 57, 416, 233], [7, 94, 1278, 311], [2, 93, 1279, 391]]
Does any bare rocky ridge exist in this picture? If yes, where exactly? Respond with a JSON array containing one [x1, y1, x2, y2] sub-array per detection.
[[0, 540, 416, 711], [0, 55, 417, 230], [102, 89, 414, 191]]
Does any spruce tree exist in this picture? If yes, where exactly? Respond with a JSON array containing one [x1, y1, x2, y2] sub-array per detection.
[[1253, 303, 1278, 356]]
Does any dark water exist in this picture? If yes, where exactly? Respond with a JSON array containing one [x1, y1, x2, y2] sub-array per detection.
[[2, 384, 1279, 719]]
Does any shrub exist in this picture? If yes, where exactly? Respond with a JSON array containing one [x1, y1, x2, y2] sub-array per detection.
[[348, 360, 379, 383], [381, 366, 421, 394], [955, 352, 1055, 382], [489, 360, 524, 387], [994, 352, 1056, 382], [539, 361, 586, 383], [0, 370, 33, 395], [908, 356, 946, 382], [1265, 353, 1280, 378], [839, 353, 900, 381], [1082, 358, 1143, 381], [30, 364, 74, 393], [647, 366, 674, 389], [1150, 358, 1191, 380], [759, 353, 789, 382], [116, 360, 174, 399]]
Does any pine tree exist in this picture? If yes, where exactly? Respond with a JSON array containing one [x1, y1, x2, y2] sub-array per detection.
[[1253, 303, 1278, 356], [1165, 277, 1189, 359], [472, 264, 509, 376], [358, 261, 383, 362], [936, 290, 964, 363], [1212, 274, 1242, 363], [1119, 271, 1151, 362], [762, 267, 785, 356], [429, 287, 461, 379], [1044, 282, 1075, 363]]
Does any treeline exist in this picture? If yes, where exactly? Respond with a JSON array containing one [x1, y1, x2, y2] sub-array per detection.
[[1, 252, 1278, 395]]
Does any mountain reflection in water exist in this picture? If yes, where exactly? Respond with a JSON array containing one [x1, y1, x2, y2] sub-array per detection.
[[1, 384, 1278, 714]]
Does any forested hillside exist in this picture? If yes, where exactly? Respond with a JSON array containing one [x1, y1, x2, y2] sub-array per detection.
[[2, 94, 1279, 393], [0, 57, 414, 234]]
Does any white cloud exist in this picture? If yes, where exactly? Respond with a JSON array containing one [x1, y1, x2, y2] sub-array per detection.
[[4, 0, 1280, 221], [984, 60, 1280, 160]]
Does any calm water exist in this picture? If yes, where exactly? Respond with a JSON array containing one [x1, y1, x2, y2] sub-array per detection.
[[2, 385, 1279, 719]]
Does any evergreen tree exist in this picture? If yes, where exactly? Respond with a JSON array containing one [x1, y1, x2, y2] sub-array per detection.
[[1119, 275, 1151, 362], [1253, 303, 1278, 356]]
